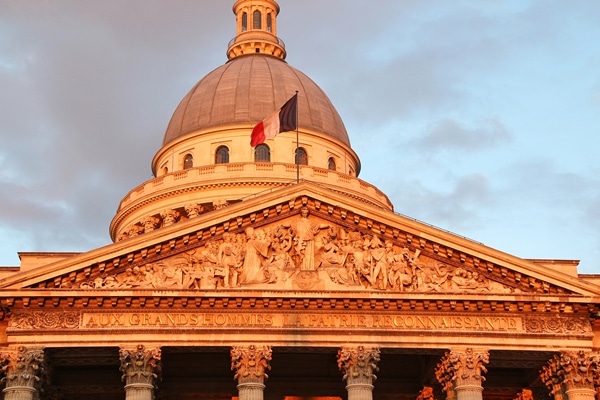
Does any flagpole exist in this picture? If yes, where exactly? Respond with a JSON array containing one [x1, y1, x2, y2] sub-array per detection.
[[295, 90, 299, 184]]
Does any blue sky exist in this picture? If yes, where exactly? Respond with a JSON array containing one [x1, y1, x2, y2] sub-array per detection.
[[1, 1, 599, 273]]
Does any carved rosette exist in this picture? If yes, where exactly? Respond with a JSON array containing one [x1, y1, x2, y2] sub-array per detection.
[[540, 351, 600, 400], [0, 346, 45, 398], [119, 344, 161, 397], [435, 348, 489, 400]]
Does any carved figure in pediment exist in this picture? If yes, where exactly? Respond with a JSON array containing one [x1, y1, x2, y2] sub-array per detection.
[[264, 226, 296, 283], [240, 227, 270, 284], [414, 261, 449, 292], [319, 228, 355, 285], [120, 267, 144, 288], [367, 234, 388, 289], [347, 232, 369, 286], [162, 263, 185, 288], [387, 245, 414, 291], [216, 233, 242, 287], [293, 207, 330, 271]]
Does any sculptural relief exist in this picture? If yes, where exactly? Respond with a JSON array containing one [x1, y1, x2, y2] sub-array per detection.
[[74, 211, 521, 293]]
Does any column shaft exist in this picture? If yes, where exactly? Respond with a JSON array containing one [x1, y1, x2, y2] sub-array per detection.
[[346, 382, 375, 400], [565, 388, 596, 400], [237, 382, 266, 400], [455, 385, 484, 400], [2, 387, 36, 400], [124, 383, 155, 400]]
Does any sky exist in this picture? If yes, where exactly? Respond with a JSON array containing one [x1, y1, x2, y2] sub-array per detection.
[[1, 1, 599, 273]]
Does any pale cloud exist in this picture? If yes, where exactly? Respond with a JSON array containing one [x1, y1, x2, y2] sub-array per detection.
[[411, 118, 512, 152]]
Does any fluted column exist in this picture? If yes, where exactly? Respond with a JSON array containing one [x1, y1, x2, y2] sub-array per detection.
[[435, 348, 489, 400], [231, 345, 272, 400], [0, 347, 45, 400], [337, 346, 381, 400], [540, 351, 600, 400], [119, 344, 161, 400]]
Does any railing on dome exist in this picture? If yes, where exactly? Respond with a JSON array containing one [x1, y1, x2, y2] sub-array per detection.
[[228, 34, 286, 49], [117, 162, 390, 211]]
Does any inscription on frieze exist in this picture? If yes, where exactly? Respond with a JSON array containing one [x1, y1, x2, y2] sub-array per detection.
[[7, 311, 590, 336], [6, 310, 531, 333]]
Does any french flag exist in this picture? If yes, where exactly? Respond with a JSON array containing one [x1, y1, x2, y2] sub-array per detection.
[[251, 94, 298, 147]]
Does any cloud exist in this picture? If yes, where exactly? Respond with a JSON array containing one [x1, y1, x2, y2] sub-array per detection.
[[411, 117, 512, 152], [389, 173, 493, 233]]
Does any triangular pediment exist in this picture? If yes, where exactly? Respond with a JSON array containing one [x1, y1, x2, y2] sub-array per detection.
[[2, 182, 599, 301]]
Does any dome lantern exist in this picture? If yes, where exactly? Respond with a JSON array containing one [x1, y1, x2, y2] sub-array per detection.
[[228, 0, 286, 60]]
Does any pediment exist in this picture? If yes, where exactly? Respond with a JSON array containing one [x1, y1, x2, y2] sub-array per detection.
[[2, 182, 599, 299]]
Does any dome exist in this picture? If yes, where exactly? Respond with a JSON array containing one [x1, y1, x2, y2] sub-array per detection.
[[162, 54, 350, 146]]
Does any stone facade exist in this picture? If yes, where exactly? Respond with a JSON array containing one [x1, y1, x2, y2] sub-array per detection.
[[1, 0, 600, 399]]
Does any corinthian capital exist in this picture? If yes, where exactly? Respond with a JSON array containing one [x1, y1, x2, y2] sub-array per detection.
[[541, 351, 600, 392], [0, 346, 45, 389], [230, 345, 272, 384], [119, 344, 161, 386], [337, 346, 381, 383], [435, 348, 489, 390]]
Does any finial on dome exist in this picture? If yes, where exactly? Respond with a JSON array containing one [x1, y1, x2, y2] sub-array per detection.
[[227, 0, 286, 60]]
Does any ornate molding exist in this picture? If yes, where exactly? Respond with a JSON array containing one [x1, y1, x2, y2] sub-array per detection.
[[230, 345, 272, 384], [337, 346, 380, 384], [435, 348, 489, 390], [523, 316, 591, 335], [8, 311, 81, 330], [119, 344, 161, 387]]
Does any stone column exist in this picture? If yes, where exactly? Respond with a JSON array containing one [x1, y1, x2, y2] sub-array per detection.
[[435, 348, 489, 400], [0, 347, 45, 400], [119, 344, 161, 400], [540, 351, 600, 400], [337, 346, 381, 400], [230, 345, 272, 400]]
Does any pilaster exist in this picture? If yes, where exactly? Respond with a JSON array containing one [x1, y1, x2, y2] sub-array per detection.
[[0, 347, 45, 400], [540, 351, 599, 400], [119, 344, 161, 400], [435, 348, 489, 400], [231, 345, 272, 400], [337, 346, 380, 400]]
